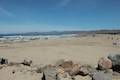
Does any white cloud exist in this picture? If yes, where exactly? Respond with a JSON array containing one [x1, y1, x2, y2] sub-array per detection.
[[0, 7, 13, 17]]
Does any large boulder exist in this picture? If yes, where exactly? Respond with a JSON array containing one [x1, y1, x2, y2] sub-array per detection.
[[98, 57, 112, 70], [55, 59, 82, 76], [108, 53, 120, 72]]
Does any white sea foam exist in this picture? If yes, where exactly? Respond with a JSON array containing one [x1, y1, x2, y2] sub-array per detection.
[[0, 34, 76, 42]]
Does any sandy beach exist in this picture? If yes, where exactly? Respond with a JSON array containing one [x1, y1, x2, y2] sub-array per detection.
[[0, 34, 120, 80]]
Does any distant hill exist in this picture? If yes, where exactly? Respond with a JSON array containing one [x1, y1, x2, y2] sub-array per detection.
[[95, 30, 120, 34], [0, 30, 120, 37]]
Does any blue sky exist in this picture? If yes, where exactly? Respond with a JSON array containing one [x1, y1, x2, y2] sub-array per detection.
[[0, 0, 120, 32]]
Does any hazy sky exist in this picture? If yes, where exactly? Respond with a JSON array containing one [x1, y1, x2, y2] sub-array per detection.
[[0, 0, 120, 32]]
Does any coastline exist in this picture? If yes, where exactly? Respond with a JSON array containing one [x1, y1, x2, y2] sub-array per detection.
[[0, 34, 120, 80]]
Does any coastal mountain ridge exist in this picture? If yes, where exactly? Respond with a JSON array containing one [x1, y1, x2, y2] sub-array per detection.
[[0, 29, 120, 36]]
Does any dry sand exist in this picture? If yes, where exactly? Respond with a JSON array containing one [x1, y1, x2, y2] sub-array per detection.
[[0, 34, 120, 80]]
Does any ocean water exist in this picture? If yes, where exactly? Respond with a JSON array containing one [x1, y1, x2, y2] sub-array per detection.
[[0, 34, 76, 42]]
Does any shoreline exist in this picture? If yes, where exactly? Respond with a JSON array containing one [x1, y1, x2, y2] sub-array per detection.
[[0, 34, 120, 80]]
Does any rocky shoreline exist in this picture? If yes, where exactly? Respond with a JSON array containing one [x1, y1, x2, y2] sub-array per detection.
[[0, 53, 120, 80]]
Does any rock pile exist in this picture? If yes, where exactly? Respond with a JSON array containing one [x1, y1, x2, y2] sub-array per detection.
[[0, 53, 120, 80], [41, 53, 120, 80]]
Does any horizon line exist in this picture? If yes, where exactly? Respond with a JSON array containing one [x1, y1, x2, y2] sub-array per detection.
[[0, 29, 120, 34]]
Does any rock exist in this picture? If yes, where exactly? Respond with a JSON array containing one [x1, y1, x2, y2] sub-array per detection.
[[21, 59, 32, 66], [56, 59, 82, 76], [58, 72, 71, 79], [79, 64, 93, 76], [57, 59, 73, 73], [42, 65, 60, 80], [57, 67, 65, 74], [91, 71, 112, 80], [0, 58, 8, 65], [108, 54, 120, 66], [97, 57, 112, 70], [108, 53, 120, 72], [69, 64, 81, 76]]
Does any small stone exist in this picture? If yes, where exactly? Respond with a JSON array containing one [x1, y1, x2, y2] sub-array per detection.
[[0, 58, 8, 65], [21, 59, 32, 66]]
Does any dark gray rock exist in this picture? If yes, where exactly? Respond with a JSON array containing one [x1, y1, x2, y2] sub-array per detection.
[[108, 54, 120, 66], [108, 53, 120, 72], [0, 58, 8, 64]]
